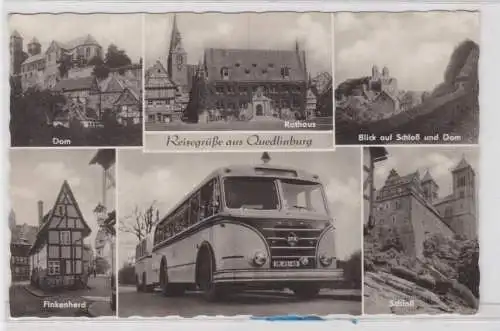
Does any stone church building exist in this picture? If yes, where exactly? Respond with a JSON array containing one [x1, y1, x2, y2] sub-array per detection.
[[373, 156, 477, 259], [146, 14, 317, 123]]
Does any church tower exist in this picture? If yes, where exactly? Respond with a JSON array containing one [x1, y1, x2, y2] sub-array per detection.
[[10, 30, 23, 76], [421, 170, 439, 203], [27, 37, 41, 56], [450, 156, 477, 239], [167, 14, 188, 92]]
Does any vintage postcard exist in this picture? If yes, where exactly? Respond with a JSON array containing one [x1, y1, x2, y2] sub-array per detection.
[[9, 14, 143, 147], [143, 12, 335, 151], [363, 147, 479, 314], [117, 150, 361, 316], [9, 149, 116, 317], [335, 12, 480, 145]]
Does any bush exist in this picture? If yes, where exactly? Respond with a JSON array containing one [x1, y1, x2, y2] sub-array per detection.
[[118, 264, 136, 285], [342, 250, 362, 289]]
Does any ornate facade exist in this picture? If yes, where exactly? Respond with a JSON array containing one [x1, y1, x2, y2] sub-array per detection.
[[372, 156, 477, 259]]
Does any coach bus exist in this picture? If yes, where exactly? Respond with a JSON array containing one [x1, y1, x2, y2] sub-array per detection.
[[148, 163, 343, 301], [135, 236, 155, 292]]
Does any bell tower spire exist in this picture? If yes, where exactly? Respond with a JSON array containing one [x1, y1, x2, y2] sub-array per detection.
[[167, 13, 188, 92]]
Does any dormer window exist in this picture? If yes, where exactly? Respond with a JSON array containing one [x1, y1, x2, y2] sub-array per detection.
[[221, 67, 229, 80], [252, 63, 257, 68], [281, 66, 290, 79]]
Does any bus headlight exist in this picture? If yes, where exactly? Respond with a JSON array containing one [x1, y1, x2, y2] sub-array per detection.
[[252, 251, 268, 267], [319, 254, 333, 267], [299, 256, 309, 266]]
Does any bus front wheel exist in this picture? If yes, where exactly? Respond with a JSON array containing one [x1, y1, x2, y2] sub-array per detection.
[[197, 247, 225, 302]]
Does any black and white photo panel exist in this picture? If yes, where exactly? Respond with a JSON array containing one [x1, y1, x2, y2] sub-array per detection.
[[143, 13, 335, 151], [117, 149, 361, 317], [9, 13, 143, 147], [363, 146, 479, 314], [9, 149, 117, 317], [335, 12, 479, 145]]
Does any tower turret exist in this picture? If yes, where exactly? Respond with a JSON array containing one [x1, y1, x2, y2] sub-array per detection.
[[450, 155, 477, 238], [10, 30, 23, 76], [167, 14, 188, 91], [27, 37, 41, 56], [421, 169, 439, 203]]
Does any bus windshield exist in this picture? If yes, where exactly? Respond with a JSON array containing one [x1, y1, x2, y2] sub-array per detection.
[[280, 179, 328, 215], [224, 177, 280, 210]]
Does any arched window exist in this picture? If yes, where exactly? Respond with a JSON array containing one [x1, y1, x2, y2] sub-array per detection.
[[176, 54, 183, 65]]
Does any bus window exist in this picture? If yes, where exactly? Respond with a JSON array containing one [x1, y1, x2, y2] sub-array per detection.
[[224, 177, 279, 210], [189, 193, 200, 224], [281, 179, 327, 214]]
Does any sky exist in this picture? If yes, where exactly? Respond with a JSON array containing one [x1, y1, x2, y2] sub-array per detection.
[[9, 149, 113, 253], [372, 147, 479, 198], [117, 148, 360, 267], [145, 12, 332, 76], [9, 13, 143, 62], [334, 11, 480, 91]]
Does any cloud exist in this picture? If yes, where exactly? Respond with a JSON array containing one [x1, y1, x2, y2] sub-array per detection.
[[325, 176, 359, 209], [335, 11, 479, 91], [34, 162, 82, 188], [146, 13, 331, 76]]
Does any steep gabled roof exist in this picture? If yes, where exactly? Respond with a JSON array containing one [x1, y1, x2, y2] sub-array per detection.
[[30, 181, 92, 254], [145, 60, 176, 89], [204, 47, 307, 82], [453, 156, 471, 172], [21, 53, 45, 65], [53, 76, 98, 92], [11, 30, 21, 38], [422, 170, 436, 184]]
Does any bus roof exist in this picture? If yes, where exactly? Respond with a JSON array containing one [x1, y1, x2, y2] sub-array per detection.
[[155, 163, 323, 229]]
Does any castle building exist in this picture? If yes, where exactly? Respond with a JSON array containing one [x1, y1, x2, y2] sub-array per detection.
[[10, 32, 103, 91], [373, 156, 477, 259]]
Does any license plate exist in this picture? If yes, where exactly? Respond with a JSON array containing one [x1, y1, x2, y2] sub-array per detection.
[[273, 260, 301, 268]]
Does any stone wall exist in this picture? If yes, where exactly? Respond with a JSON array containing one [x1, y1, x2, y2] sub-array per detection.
[[410, 194, 453, 259]]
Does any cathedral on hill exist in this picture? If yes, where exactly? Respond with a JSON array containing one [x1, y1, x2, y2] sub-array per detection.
[[145, 15, 320, 124], [372, 156, 477, 259], [10, 31, 103, 91]]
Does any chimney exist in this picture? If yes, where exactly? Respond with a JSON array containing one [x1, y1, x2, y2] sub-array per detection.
[[38, 200, 44, 225]]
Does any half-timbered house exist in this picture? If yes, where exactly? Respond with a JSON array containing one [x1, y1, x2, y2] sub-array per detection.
[[29, 180, 91, 290]]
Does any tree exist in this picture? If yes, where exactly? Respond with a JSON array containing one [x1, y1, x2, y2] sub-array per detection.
[[105, 44, 132, 69], [94, 256, 111, 274], [183, 71, 207, 123], [10, 88, 66, 146], [342, 250, 362, 289], [89, 56, 110, 80], [57, 54, 72, 79], [119, 202, 160, 241]]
